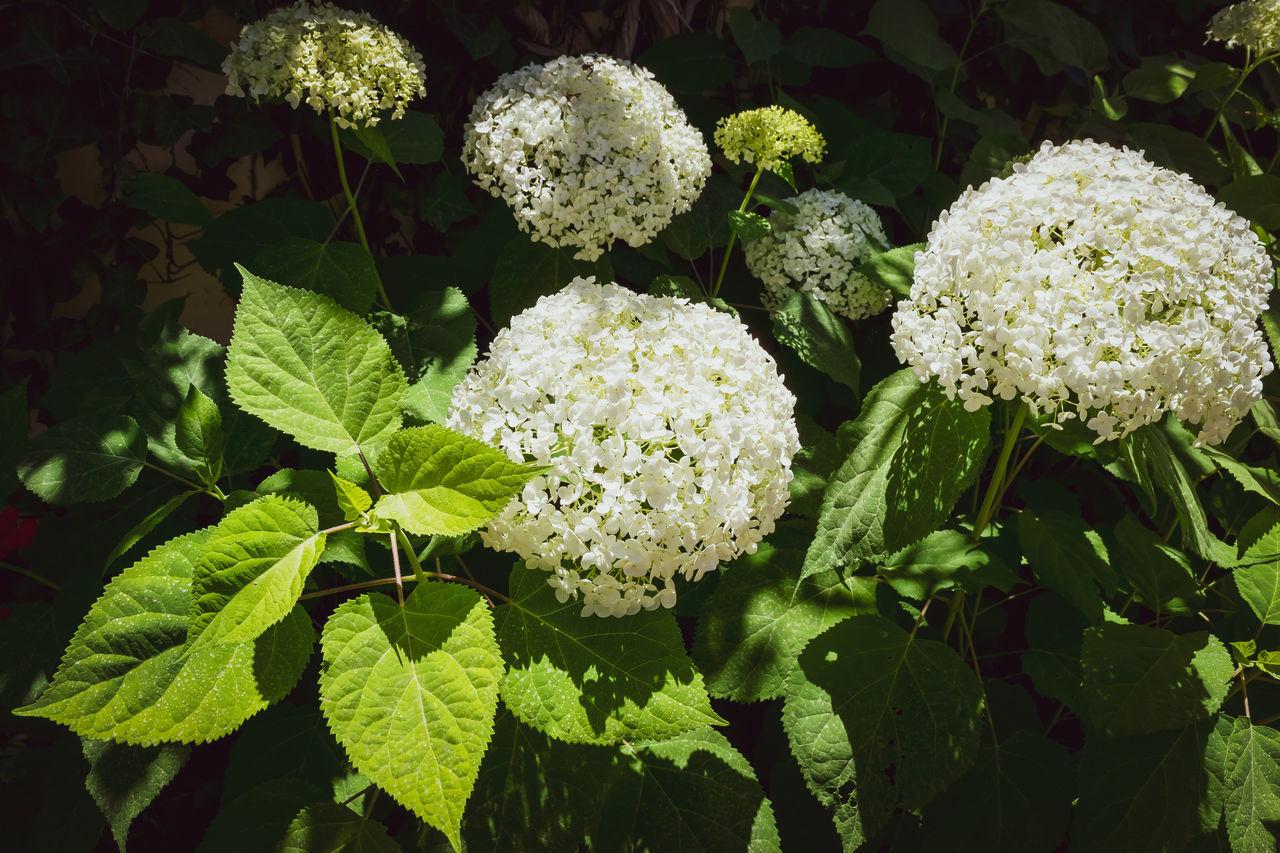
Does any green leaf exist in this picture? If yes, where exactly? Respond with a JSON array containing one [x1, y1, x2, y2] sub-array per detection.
[[853, 243, 922, 300], [1021, 593, 1088, 715], [728, 209, 772, 244], [133, 318, 225, 477], [120, 172, 210, 225], [15, 530, 314, 743], [330, 473, 371, 522], [95, 0, 148, 31], [248, 238, 380, 315], [1137, 422, 1220, 560], [82, 738, 190, 851], [318, 583, 502, 850], [692, 530, 876, 702], [999, 0, 1108, 74], [1019, 509, 1116, 623], [803, 370, 990, 577], [188, 495, 325, 648], [226, 267, 406, 455], [175, 386, 223, 486], [370, 425, 540, 536], [782, 27, 875, 68], [772, 290, 861, 394], [488, 236, 613, 327], [373, 287, 477, 424], [1235, 559, 1280, 625], [1203, 445, 1280, 505], [1082, 623, 1233, 737], [1126, 123, 1231, 188], [958, 133, 1030, 190], [782, 615, 984, 847], [837, 133, 932, 204], [17, 415, 147, 504], [880, 528, 1009, 600], [341, 110, 443, 167], [495, 564, 724, 744], [276, 804, 400, 853], [920, 732, 1074, 853], [1074, 719, 1225, 852], [640, 32, 734, 91], [102, 489, 198, 573], [595, 728, 781, 852], [189, 198, 332, 280], [0, 378, 28, 502], [1239, 508, 1280, 566], [1123, 56, 1196, 103], [1112, 515, 1202, 613], [1218, 174, 1280, 230], [255, 470, 367, 571], [137, 17, 225, 69], [864, 0, 957, 71], [1220, 717, 1280, 853], [727, 7, 781, 64]]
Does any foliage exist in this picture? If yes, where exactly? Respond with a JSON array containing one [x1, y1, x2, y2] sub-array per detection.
[[5, 0, 1280, 851]]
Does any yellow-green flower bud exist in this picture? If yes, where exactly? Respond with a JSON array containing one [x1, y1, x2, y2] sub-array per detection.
[[714, 106, 826, 172]]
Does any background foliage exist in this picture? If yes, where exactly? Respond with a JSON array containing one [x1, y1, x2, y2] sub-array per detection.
[[3, 0, 1280, 851]]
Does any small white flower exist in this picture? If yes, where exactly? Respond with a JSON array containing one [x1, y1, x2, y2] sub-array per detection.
[[461, 55, 711, 261], [223, 1, 426, 129], [745, 188, 891, 320], [1207, 0, 1280, 54], [891, 139, 1274, 446], [447, 279, 799, 616]]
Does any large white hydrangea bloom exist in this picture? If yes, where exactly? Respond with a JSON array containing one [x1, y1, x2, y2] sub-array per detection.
[[892, 139, 1274, 446], [1208, 0, 1280, 55], [223, 0, 426, 128], [461, 55, 711, 262], [744, 188, 891, 320], [447, 279, 799, 617]]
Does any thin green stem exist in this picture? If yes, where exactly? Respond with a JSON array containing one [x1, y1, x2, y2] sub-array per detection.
[[298, 571, 508, 602], [1202, 53, 1277, 141], [935, 1, 986, 170], [0, 560, 61, 591], [712, 166, 765, 298], [389, 530, 404, 605], [908, 598, 934, 640], [393, 523, 426, 584], [329, 118, 393, 311], [971, 401, 1029, 542], [141, 460, 209, 495], [320, 521, 358, 536]]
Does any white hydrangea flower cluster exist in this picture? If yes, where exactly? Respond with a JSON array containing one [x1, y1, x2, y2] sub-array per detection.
[[447, 279, 799, 618], [223, 1, 427, 129], [744, 188, 891, 320], [1208, 0, 1280, 55], [461, 55, 711, 262], [891, 139, 1274, 446]]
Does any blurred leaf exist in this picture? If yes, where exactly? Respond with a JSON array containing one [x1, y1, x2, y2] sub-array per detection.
[[120, 172, 210, 225], [190, 198, 333, 280], [138, 18, 226, 70], [17, 415, 147, 505], [640, 32, 734, 91], [1218, 175, 1280, 230], [728, 7, 781, 64], [864, 0, 957, 71], [277, 804, 400, 853], [94, 0, 147, 30], [1020, 509, 1116, 623], [999, 0, 1109, 75], [0, 378, 30, 502], [1124, 56, 1196, 103], [783, 27, 875, 68]]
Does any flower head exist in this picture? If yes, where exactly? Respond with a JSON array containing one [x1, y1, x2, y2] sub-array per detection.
[[461, 55, 711, 262], [1208, 0, 1280, 54], [891, 139, 1274, 446], [714, 106, 826, 172], [447, 279, 799, 617], [223, 1, 426, 129], [745, 188, 890, 320]]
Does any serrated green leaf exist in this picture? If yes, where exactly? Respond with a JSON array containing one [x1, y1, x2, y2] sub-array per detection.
[[276, 804, 400, 853], [190, 198, 332, 280], [103, 489, 198, 573], [1082, 623, 1233, 737], [727, 6, 781, 64], [1123, 56, 1196, 103], [772, 291, 860, 393], [488, 237, 613, 327], [15, 530, 314, 744], [879, 528, 1008, 600], [1019, 509, 1115, 623], [329, 472, 371, 521], [1112, 515, 1202, 613], [1239, 508, 1280, 566], [595, 728, 781, 852], [728, 209, 772, 244], [175, 386, 223, 486], [853, 243, 922, 300], [1236, 560, 1280, 625], [188, 495, 325, 648], [1074, 719, 1224, 853], [495, 564, 724, 744], [1220, 718, 1280, 853], [17, 415, 147, 504], [920, 732, 1074, 853], [804, 370, 989, 577], [692, 531, 876, 702], [318, 583, 502, 850], [226, 267, 406, 455], [133, 317, 225, 477], [248, 238, 380, 315], [1203, 445, 1280, 505], [341, 110, 443, 166], [373, 286, 477, 424], [370, 425, 539, 536], [82, 738, 190, 852], [121, 172, 210, 225], [256, 470, 366, 571], [782, 615, 983, 846]]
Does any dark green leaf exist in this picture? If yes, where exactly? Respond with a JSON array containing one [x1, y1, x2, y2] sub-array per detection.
[[102, 489, 198, 573], [999, 0, 1108, 74], [854, 243, 922, 300], [727, 209, 772, 244], [1218, 175, 1280, 230], [175, 386, 223, 486], [276, 804, 400, 853], [1124, 56, 1196, 103], [372, 287, 477, 424], [121, 172, 210, 225], [495, 564, 724, 744], [341, 110, 444, 167], [1082, 623, 1233, 737], [95, 0, 147, 30], [772, 291, 860, 393], [864, 0, 957, 71], [248, 239, 380, 315], [727, 7, 781, 64], [17, 415, 147, 504], [137, 18, 225, 69], [1019, 509, 1115, 623], [1219, 717, 1280, 853], [1126, 124, 1231, 188], [640, 32, 734, 91], [488, 236, 613, 327], [82, 738, 190, 851], [1112, 515, 1202, 613], [880, 528, 1008, 600], [783, 27, 875, 68], [189, 198, 333, 281]]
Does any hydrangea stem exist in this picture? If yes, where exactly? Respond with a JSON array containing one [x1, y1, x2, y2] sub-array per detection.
[[329, 118, 393, 312], [393, 522, 427, 584], [712, 165, 765, 298], [971, 400, 1029, 542], [1201, 51, 1277, 141]]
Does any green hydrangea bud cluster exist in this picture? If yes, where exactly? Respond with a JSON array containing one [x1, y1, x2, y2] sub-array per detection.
[[714, 106, 826, 172], [223, 0, 427, 129], [1207, 0, 1280, 55]]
